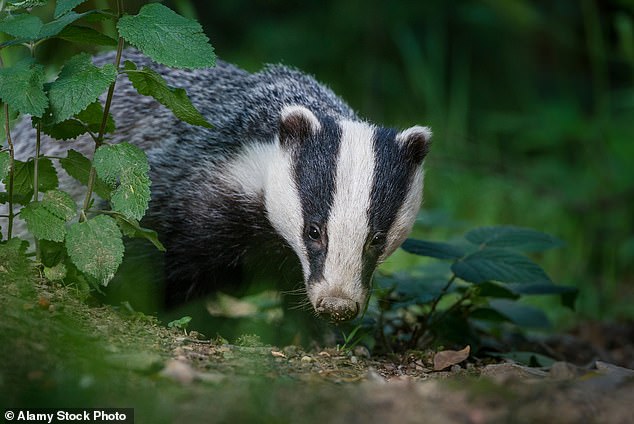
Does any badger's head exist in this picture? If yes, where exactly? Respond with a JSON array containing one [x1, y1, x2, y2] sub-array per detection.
[[265, 105, 431, 322]]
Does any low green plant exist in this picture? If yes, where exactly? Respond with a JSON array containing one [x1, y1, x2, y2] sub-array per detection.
[[0, 0, 214, 290], [374, 225, 577, 351], [337, 324, 365, 353], [167, 315, 192, 335]]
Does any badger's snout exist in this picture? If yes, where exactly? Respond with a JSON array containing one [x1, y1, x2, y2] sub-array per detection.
[[315, 296, 359, 322]]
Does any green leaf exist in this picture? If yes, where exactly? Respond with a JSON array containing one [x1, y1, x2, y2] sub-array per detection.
[[376, 273, 456, 306], [20, 190, 76, 242], [168, 316, 192, 329], [0, 10, 94, 44], [123, 61, 212, 128], [39, 239, 65, 267], [488, 299, 551, 329], [54, 0, 89, 18], [65, 214, 124, 285], [475, 282, 519, 299], [401, 238, 468, 260], [117, 3, 215, 69], [3, 0, 47, 12], [451, 248, 551, 284], [41, 101, 115, 140], [55, 25, 117, 46], [44, 262, 67, 281], [39, 117, 86, 140], [0, 13, 43, 39], [38, 11, 93, 40], [0, 238, 32, 286], [465, 226, 564, 252], [469, 307, 511, 323], [45, 53, 117, 124], [0, 158, 58, 204], [115, 214, 166, 252], [0, 151, 9, 180], [0, 58, 48, 117], [505, 282, 578, 296], [59, 149, 112, 200], [93, 143, 150, 220]]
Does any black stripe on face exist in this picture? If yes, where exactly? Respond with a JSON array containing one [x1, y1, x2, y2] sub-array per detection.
[[293, 116, 342, 282], [368, 127, 419, 252]]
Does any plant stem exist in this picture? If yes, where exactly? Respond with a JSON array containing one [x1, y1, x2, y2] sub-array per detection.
[[33, 121, 41, 260], [1, 50, 15, 239], [80, 2, 125, 222], [410, 274, 457, 348], [2, 105, 14, 239]]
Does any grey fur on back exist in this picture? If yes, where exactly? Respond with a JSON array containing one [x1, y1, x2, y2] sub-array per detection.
[[5, 49, 357, 242]]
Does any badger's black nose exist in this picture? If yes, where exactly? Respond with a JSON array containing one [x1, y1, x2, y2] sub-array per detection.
[[315, 297, 359, 322]]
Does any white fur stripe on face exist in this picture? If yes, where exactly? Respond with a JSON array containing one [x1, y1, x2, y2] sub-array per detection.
[[380, 168, 424, 262], [317, 121, 376, 301], [221, 140, 310, 277]]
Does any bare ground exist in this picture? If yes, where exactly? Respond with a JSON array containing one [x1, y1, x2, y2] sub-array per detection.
[[1, 279, 633, 424]]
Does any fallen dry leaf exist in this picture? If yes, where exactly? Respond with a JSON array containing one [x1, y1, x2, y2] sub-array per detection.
[[433, 345, 471, 371]]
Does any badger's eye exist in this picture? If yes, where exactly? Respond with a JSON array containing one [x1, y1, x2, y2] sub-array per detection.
[[307, 224, 321, 241], [369, 231, 386, 247]]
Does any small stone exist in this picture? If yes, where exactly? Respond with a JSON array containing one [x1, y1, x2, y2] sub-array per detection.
[[354, 346, 371, 358], [549, 361, 578, 380], [160, 360, 196, 385], [301, 356, 312, 363]]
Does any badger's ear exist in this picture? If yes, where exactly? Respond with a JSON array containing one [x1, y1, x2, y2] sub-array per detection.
[[279, 105, 321, 146], [396, 125, 432, 163]]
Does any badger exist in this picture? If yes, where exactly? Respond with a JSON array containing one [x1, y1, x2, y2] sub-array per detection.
[[8, 49, 431, 322]]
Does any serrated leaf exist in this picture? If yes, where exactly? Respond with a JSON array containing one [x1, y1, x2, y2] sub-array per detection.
[[65, 214, 124, 285], [56, 25, 117, 46], [54, 0, 89, 18], [0, 58, 48, 117], [451, 248, 551, 284], [45, 53, 117, 124], [124, 61, 212, 128], [0, 237, 32, 286], [115, 214, 165, 252], [117, 3, 215, 69], [41, 101, 115, 140], [3, 0, 47, 11], [0, 151, 9, 180], [59, 149, 111, 199], [20, 190, 76, 242], [93, 143, 150, 220], [401, 238, 468, 260], [0, 10, 94, 44], [0, 13, 43, 39], [489, 299, 551, 329], [1, 158, 58, 204], [465, 226, 564, 252]]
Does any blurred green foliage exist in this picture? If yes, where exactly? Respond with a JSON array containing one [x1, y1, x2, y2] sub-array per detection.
[[183, 0, 634, 323]]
